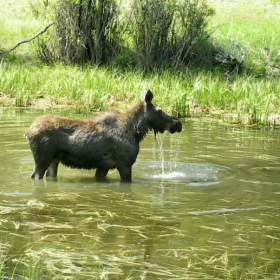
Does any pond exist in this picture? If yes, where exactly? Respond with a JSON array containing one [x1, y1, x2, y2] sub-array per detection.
[[1, 108, 280, 279]]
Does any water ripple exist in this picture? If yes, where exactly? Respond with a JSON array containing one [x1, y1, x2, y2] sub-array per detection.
[[134, 161, 232, 186]]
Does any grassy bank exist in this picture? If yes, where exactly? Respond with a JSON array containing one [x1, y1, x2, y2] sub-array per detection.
[[0, 0, 280, 125], [1, 62, 280, 125]]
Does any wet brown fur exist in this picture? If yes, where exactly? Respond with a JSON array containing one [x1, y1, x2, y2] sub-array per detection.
[[26, 90, 182, 182]]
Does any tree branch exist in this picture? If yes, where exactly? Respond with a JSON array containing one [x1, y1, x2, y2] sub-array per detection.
[[0, 22, 54, 56]]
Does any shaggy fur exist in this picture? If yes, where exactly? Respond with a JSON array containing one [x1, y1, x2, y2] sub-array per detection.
[[26, 90, 182, 182]]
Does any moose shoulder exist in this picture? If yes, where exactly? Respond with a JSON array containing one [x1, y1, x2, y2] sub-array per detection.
[[26, 90, 182, 182]]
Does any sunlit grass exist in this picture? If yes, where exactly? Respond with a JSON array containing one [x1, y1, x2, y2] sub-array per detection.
[[209, 0, 280, 74], [1, 61, 280, 125], [0, 0, 280, 125]]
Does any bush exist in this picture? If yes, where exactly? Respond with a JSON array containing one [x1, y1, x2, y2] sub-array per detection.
[[36, 0, 214, 70], [170, 0, 215, 70], [129, 0, 175, 70], [37, 0, 121, 64]]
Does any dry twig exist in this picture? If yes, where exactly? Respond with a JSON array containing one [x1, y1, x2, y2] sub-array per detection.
[[0, 22, 54, 55]]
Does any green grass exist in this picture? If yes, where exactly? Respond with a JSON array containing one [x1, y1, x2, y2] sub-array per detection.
[[209, 0, 280, 75], [0, 0, 280, 126], [2, 62, 279, 125], [1, 62, 279, 125], [0, 251, 44, 280]]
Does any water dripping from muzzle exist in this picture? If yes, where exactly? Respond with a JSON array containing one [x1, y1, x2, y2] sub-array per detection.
[[152, 132, 174, 176]]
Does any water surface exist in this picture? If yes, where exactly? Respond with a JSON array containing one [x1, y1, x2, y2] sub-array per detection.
[[1, 108, 280, 279]]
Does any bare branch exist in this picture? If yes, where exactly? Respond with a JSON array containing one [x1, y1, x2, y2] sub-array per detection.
[[0, 22, 54, 56]]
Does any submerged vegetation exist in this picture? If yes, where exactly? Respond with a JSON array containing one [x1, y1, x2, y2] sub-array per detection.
[[1, 176, 280, 280]]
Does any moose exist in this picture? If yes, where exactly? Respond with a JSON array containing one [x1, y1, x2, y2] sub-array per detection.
[[26, 90, 182, 182]]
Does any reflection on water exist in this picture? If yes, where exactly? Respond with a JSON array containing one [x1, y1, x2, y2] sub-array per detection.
[[1, 108, 280, 279], [189, 207, 259, 215]]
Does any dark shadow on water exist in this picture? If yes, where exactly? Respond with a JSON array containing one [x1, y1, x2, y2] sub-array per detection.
[[28, 174, 134, 196]]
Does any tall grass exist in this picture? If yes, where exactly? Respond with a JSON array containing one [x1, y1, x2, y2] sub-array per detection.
[[209, 0, 280, 75], [1, 61, 280, 124], [0, 0, 280, 125], [0, 252, 44, 280]]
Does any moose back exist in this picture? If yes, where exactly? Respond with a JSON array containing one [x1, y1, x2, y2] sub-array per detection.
[[26, 90, 182, 182]]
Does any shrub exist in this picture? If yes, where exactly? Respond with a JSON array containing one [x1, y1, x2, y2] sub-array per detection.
[[36, 0, 214, 70], [37, 0, 121, 64]]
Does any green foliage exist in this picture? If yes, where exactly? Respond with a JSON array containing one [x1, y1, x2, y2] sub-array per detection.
[[1, 0, 280, 125], [128, 0, 214, 70], [14, 91, 31, 107], [35, 0, 213, 70], [130, 0, 175, 69], [115, 53, 135, 70], [36, 0, 121, 64], [208, 1, 280, 76], [1, 59, 280, 125]]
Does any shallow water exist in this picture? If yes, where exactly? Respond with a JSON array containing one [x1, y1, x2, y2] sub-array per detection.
[[1, 108, 280, 279]]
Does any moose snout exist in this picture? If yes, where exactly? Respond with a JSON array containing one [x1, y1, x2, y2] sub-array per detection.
[[169, 118, 182, 133]]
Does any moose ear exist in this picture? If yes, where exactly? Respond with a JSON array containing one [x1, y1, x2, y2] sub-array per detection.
[[142, 90, 154, 104]]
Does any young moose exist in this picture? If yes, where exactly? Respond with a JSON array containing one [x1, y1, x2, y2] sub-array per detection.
[[26, 90, 182, 182]]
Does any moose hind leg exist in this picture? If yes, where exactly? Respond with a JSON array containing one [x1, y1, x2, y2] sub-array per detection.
[[46, 160, 59, 178]]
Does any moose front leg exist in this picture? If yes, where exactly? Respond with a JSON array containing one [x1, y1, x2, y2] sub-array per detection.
[[31, 165, 48, 180], [117, 165, 132, 182], [31, 157, 53, 179], [95, 167, 109, 178]]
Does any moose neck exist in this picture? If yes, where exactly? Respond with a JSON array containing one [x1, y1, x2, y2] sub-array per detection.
[[123, 102, 150, 143]]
